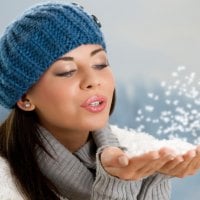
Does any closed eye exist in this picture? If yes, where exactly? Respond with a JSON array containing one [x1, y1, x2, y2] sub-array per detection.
[[55, 69, 77, 77], [93, 64, 109, 70]]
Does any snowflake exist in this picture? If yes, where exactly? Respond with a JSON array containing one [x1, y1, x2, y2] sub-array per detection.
[[135, 66, 200, 144]]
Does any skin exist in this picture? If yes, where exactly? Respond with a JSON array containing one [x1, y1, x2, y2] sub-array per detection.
[[101, 146, 200, 180], [18, 44, 115, 152], [17, 44, 200, 180]]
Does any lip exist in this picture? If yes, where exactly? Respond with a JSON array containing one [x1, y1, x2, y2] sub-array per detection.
[[81, 95, 107, 113]]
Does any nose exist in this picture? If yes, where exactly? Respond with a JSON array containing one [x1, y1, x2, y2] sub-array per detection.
[[80, 69, 101, 90]]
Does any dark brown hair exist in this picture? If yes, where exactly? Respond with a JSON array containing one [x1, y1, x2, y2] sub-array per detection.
[[0, 107, 59, 199], [0, 90, 116, 199]]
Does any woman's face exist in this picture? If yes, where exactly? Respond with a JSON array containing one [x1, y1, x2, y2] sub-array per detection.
[[26, 44, 115, 134]]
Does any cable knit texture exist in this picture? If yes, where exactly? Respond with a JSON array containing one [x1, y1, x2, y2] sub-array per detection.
[[0, 2, 105, 108], [0, 125, 171, 200]]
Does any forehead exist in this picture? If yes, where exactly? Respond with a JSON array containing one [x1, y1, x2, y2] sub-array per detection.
[[46, 44, 106, 70], [62, 44, 104, 56]]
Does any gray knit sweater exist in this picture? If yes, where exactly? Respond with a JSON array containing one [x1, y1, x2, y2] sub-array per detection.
[[36, 125, 171, 200], [0, 125, 171, 199]]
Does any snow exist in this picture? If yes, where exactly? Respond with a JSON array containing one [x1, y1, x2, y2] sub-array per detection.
[[112, 125, 196, 157], [135, 66, 200, 144]]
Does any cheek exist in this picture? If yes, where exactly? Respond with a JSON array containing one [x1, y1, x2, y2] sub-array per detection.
[[103, 70, 115, 91], [29, 81, 77, 107], [30, 84, 79, 126]]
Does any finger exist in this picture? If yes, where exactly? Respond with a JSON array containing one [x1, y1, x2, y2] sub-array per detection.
[[127, 149, 173, 178], [184, 149, 196, 159], [101, 147, 129, 168], [128, 151, 160, 171], [138, 152, 175, 176], [196, 145, 200, 153], [181, 149, 196, 167], [108, 151, 161, 180], [169, 150, 196, 177], [159, 147, 176, 156], [177, 148, 200, 176], [186, 148, 200, 172], [118, 155, 129, 167], [159, 156, 184, 174], [196, 146, 200, 167]]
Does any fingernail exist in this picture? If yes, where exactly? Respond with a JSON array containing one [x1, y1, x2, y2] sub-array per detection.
[[178, 157, 184, 162], [118, 156, 129, 167], [169, 155, 175, 160], [153, 153, 160, 160], [190, 151, 196, 158]]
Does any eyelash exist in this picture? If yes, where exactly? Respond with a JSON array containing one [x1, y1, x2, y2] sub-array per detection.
[[56, 69, 77, 77], [55, 63, 109, 77], [94, 64, 109, 70]]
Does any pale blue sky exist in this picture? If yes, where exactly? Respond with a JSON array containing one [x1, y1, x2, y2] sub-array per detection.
[[1, 1, 200, 199]]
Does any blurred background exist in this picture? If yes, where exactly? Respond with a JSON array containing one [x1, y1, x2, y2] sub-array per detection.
[[0, 0, 200, 199]]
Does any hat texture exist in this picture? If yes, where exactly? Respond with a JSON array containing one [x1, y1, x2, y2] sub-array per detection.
[[0, 2, 106, 108]]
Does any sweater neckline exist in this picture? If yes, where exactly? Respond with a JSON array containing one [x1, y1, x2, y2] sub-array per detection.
[[36, 124, 119, 199]]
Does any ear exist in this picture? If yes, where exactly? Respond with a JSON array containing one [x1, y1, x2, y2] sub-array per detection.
[[17, 98, 35, 111]]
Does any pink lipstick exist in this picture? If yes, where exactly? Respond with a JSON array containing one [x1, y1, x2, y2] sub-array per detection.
[[81, 95, 107, 113]]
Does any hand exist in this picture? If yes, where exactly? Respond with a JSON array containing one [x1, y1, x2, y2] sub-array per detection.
[[100, 146, 176, 180], [159, 145, 200, 178]]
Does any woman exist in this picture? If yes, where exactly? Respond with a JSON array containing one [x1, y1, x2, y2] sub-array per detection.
[[0, 2, 200, 200]]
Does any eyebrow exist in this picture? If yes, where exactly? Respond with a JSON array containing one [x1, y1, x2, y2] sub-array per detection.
[[90, 48, 104, 56], [56, 48, 104, 62]]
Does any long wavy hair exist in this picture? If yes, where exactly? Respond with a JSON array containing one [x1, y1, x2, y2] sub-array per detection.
[[0, 90, 116, 199]]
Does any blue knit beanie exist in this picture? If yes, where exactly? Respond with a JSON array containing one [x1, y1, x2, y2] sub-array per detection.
[[0, 2, 106, 109]]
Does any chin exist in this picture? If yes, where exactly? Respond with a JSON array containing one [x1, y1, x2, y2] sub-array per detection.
[[84, 120, 108, 132]]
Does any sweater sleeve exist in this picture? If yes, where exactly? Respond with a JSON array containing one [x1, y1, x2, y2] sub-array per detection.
[[137, 173, 171, 200], [91, 146, 171, 200], [91, 146, 142, 200]]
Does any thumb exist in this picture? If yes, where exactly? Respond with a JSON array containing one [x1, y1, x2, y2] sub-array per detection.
[[101, 146, 129, 168]]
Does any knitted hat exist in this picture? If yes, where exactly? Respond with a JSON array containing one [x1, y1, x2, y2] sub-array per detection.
[[0, 2, 106, 109]]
